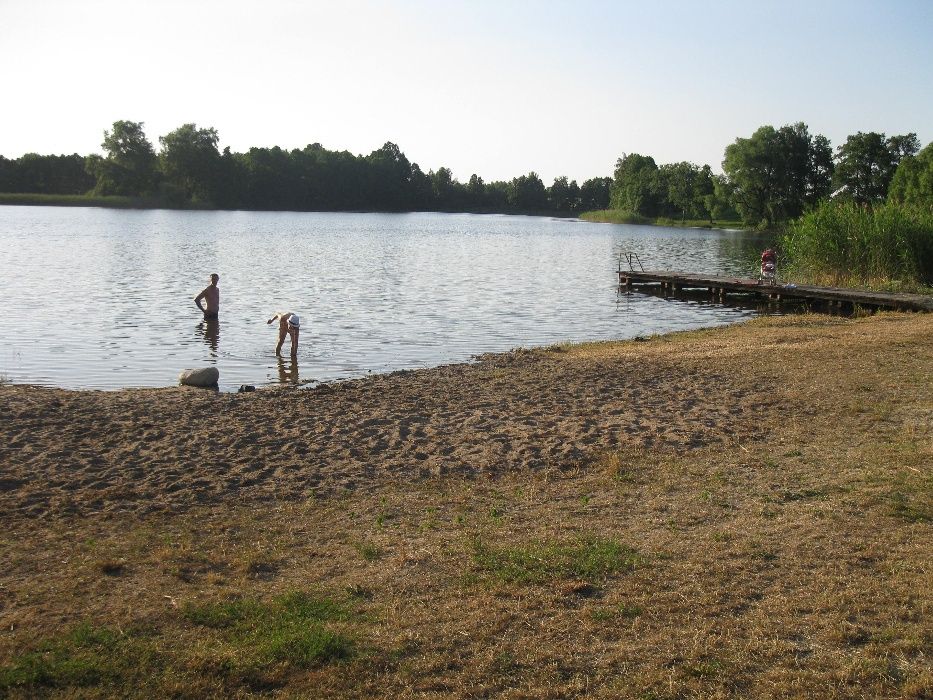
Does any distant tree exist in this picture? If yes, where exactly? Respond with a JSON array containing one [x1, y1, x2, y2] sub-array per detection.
[[547, 176, 579, 212], [409, 163, 434, 209], [578, 177, 611, 211], [287, 143, 328, 210], [693, 165, 716, 222], [703, 174, 739, 222], [888, 141, 933, 206], [0, 156, 11, 192], [508, 172, 548, 211], [659, 162, 701, 220], [0, 153, 94, 194], [834, 131, 920, 204], [211, 146, 247, 209], [722, 122, 833, 227], [158, 123, 221, 202], [467, 174, 486, 209], [887, 133, 922, 161], [431, 167, 458, 209], [365, 141, 413, 210], [485, 180, 510, 210], [610, 153, 660, 216], [237, 146, 301, 210], [808, 134, 834, 205], [86, 120, 157, 196]]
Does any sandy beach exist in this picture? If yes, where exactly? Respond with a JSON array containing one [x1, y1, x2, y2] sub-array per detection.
[[3, 317, 795, 521]]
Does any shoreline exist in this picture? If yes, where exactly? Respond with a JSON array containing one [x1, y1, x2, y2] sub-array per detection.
[[0, 193, 581, 219], [2, 312, 929, 521]]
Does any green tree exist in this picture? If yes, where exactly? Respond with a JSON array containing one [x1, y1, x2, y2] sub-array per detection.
[[158, 123, 221, 202], [237, 146, 301, 210], [722, 126, 780, 226], [508, 172, 548, 211], [431, 167, 458, 209], [409, 163, 434, 209], [722, 123, 832, 227], [578, 177, 611, 211], [485, 180, 510, 210], [808, 134, 834, 205], [693, 165, 716, 222], [467, 173, 486, 209], [610, 153, 660, 216], [0, 156, 11, 192], [364, 141, 413, 210], [659, 162, 700, 221], [547, 176, 580, 212], [834, 131, 919, 205], [704, 174, 739, 222], [888, 141, 933, 206], [86, 120, 157, 196], [0, 153, 93, 194]]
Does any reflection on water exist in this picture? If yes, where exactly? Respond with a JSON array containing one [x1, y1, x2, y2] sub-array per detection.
[[0, 208, 774, 391], [196, 319, 220, 356], [277, 357, 299, 384]]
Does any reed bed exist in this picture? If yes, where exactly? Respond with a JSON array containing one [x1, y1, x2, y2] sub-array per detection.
[[579, 209, 744, 230], [781, 202, 933, 290]]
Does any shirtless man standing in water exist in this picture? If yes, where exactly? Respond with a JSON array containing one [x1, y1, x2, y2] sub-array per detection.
[[194, 274, 220, 319], [267, 311, 300, 357]]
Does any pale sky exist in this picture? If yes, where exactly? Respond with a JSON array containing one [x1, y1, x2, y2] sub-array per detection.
[[1, 0, 930, 184]]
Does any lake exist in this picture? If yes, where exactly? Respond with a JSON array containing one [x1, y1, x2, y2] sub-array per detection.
[[0, 207, 771, 391]]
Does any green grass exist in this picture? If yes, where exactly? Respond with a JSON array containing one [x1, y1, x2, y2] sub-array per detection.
[[888, 490, 931, 523], [580, 208, 744, 230], [579, 209, 652, 225], [590, 603, 643, 622], [0, 591, 354, 695], [0, 192, 212, 210], [354, 540, 383, 561], [469, 535, 642, 585], [0, 623, 156, 692], [182, 591, 352, 669]]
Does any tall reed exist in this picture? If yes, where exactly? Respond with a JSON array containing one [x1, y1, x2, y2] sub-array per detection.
[[781, 201, 933, 288]]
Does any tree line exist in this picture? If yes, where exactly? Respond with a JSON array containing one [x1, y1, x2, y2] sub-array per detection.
[[0, 121, 610, 214], [611, 124, 929, 227], [0, 119, 929, 224]]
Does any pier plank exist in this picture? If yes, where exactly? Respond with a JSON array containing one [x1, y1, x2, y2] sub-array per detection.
[[617, 270, 933, 312]]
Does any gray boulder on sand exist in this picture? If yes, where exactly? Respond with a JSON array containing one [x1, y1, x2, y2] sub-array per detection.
[[178, 367, 219, 387]]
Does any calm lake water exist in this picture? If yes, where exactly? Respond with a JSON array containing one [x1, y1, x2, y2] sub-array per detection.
[[0, 207, 771, 391]]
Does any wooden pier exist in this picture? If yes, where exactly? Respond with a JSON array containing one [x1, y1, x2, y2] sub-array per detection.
[[618, 270, 933, 313]]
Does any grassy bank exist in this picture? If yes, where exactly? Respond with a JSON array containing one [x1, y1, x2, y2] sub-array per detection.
[[0, 313, 930, 698], [0, 192, 213, 209], [0, 193, 578, 218], [580, 208, 745, 230]]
